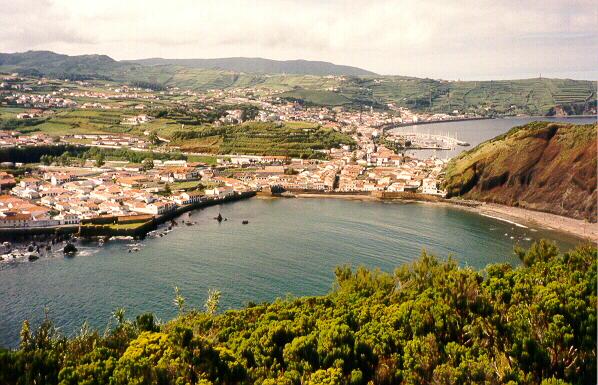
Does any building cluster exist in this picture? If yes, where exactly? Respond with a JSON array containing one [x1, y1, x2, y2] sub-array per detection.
[[0, 132, 56, 148], [230, 150, 446, 195], [121, 114, 154, 125], [0, 161, 253, 228], [2, 92, 77, 109], [68, 134, 150, 149], [64, 88, 158, 101]]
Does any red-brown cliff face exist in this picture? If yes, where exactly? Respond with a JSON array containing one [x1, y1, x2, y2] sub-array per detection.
[[444, 122, 597, 221]]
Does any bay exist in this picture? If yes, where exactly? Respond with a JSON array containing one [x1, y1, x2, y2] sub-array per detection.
[[0, 197, 581, 348]]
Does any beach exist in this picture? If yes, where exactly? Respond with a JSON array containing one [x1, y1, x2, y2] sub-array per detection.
[[464, 202, 597, 243], [292, 193, 596, 242]]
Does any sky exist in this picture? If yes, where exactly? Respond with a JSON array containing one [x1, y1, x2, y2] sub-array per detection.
[[0, 0, 597, 80]]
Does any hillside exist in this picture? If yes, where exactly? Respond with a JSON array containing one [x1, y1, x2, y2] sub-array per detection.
[[1, 51, 595, 115], [0, 242, 595, 385], [126, 57, 376, 76], [0, 50, 131, 79], [444, 121, 597, 221], [167, 121, 354, 157]]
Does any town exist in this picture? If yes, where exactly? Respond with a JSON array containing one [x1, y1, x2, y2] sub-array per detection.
[[0, 73, 457, 232]]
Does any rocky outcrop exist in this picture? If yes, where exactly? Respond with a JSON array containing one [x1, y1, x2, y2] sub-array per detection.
[[444, 122, 597, 221]]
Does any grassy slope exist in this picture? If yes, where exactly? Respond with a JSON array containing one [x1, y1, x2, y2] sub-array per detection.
[[444, 121, 597, 221], [3, 57, 596, 114], [278, 89, 352, 106], [168, 121, 354, 157]]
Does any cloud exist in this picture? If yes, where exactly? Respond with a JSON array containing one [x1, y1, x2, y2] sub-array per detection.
[[0, 0, 596, 79]]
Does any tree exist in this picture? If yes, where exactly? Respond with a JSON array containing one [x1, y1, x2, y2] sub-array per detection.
[[40, 154, 53, 166], [142, 158, 154, 171], [95, 153, 105, 167], [149, 131, 160, 145]]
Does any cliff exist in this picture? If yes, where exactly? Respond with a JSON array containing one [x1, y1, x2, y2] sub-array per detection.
[[444, 121, 597, 221]]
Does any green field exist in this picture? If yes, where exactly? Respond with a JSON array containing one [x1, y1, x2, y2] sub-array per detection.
[[167, 121, 353, 157], [109, 67, 596, 115], [279, 89, 352, 106], [2, 51, 596, 116]]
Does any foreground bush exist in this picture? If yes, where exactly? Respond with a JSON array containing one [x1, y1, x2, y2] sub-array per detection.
[[0, 240, 595, 385]]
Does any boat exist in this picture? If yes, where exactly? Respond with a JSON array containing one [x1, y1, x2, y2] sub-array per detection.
[[242, 220, 249, 225], [63, 242, 78, 255], [215, 213, 223, 222]]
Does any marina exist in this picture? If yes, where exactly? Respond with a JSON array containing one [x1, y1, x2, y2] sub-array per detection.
[[387, 130, 470, 150]]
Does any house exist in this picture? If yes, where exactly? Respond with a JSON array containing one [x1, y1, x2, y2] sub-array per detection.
[[128, 201, 175, 215], [55, 213, 80, 225], [170, 191, 203, 205], [261, 156, 290, 164], [204, 186, 235, 199], [48, 173, 75, 186], [19, 177, 42, 188], [0, 211, 59, 228], [0, 172, 16, 190], [11, 187, 40, 200]]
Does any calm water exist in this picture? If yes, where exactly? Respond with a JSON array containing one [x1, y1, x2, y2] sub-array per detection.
[[0, 198, 582, 348], [391, 116, 596, 158]]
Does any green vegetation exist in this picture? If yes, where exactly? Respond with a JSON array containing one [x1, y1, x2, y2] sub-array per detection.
[[0, 144, 82, 164], [187, 155, 218, 166], [278, 77, 596, 115], [170, 181, 203, 191], [280, 89, 352, 106], [0, 241, 595, 385], [2, 51, 595, 115], [169, 121, 354, 158], [37, 147, 186, 166], [443, 122, 597, 221]]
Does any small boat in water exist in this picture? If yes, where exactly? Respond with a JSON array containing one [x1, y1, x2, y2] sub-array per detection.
[[215, 213, 223, 222], [63, 242, 78, 256], [242, 220, 249, 225]]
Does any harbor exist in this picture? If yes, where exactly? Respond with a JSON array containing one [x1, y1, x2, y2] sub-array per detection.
[[386, 131, 470, 150]]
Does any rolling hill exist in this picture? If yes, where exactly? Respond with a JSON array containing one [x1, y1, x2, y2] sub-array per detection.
[[0, 50, 131, 79], [443, 121, 597, 221], [125, 57, 376, 76], [0, 51, 596, 115]]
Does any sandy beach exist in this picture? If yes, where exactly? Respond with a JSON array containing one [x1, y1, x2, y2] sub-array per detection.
[[461, 202, 597, 242], [292, 193, 597, 242]]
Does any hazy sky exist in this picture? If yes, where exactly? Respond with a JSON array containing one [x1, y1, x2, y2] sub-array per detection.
[[1, 0, 597, 80]]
